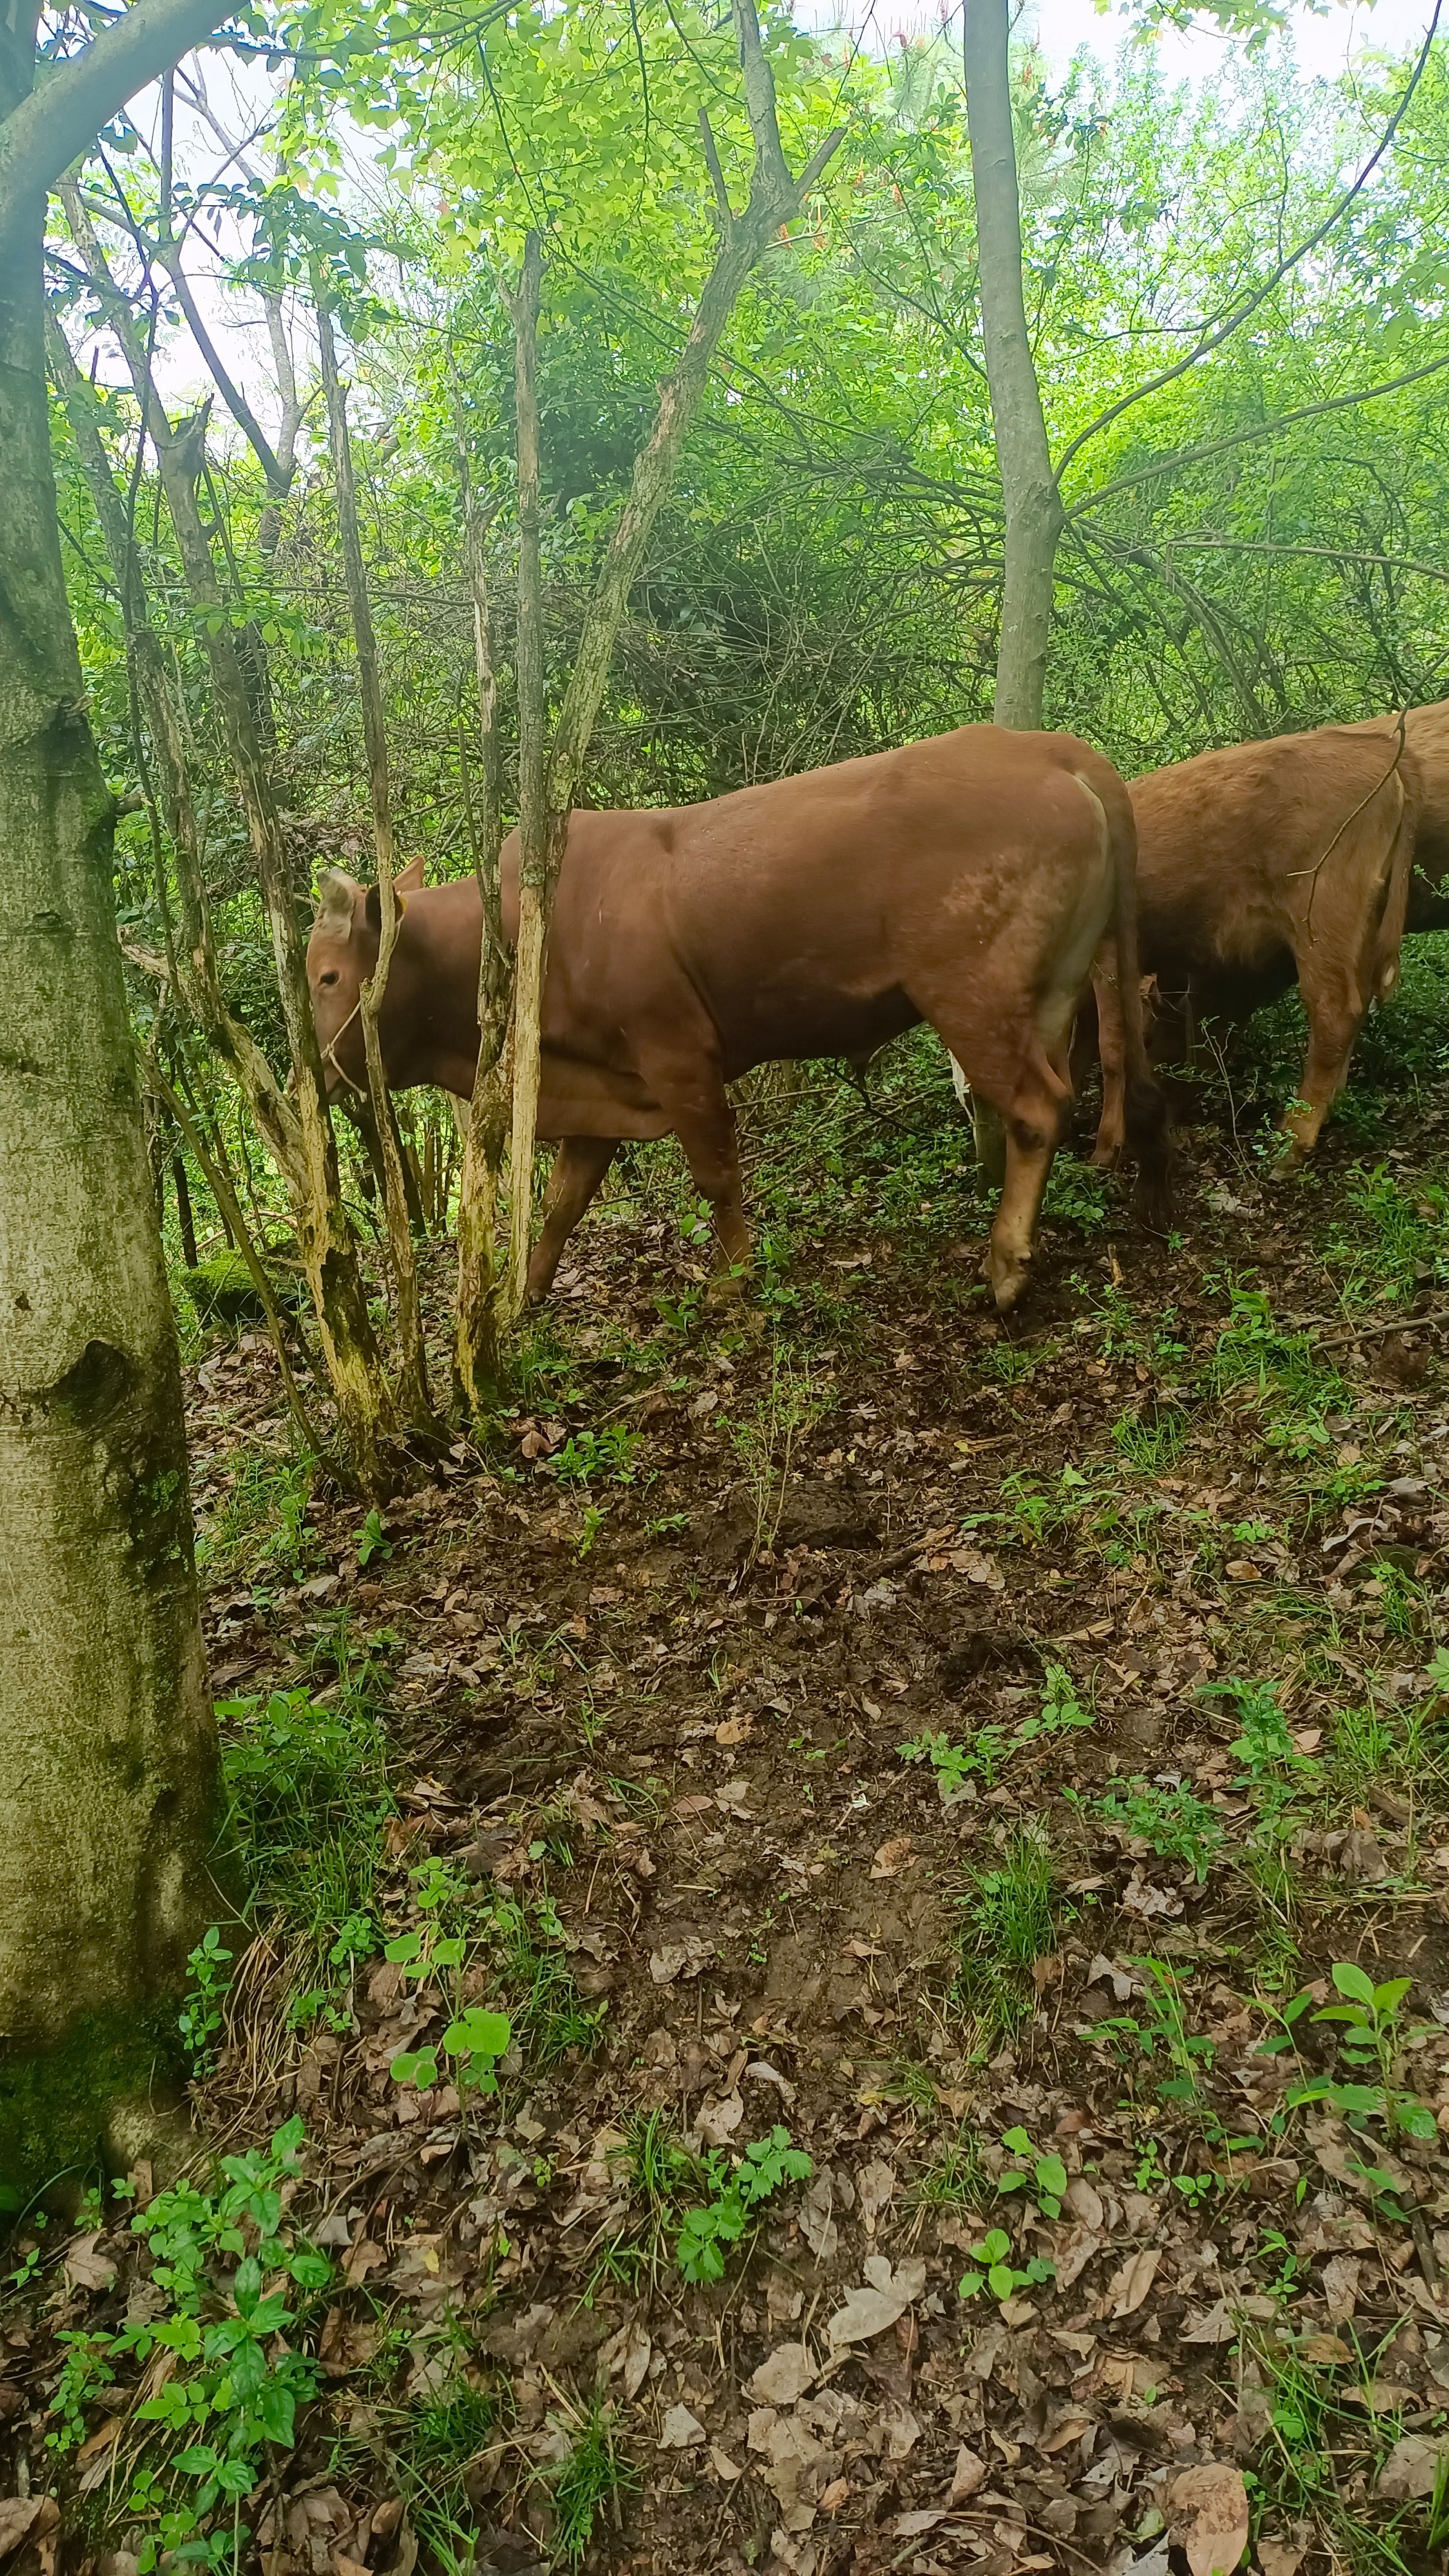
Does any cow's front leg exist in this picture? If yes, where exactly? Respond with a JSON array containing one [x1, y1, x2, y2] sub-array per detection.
[[671, 1101, 751, 1292], [526, 1136, 619, 1300]]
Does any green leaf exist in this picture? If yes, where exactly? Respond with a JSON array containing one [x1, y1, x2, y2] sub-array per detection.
[[974, 2229, 1011, 2263], [443, 2007, 512, 2061], [1036, 2154, 1068, 2200], [1330, 1961, 1376, 2006], [987, 2262, 1017, 2299], [1001, 2126, 1033, 2154]]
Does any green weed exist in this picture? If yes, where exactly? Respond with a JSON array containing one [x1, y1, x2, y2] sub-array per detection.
[[552, 1423, 642, 1486], [1276, 1962, 1437, 2142], [1112, 1405, 1188, 1470], [1097, 1957, 1217, 2121], [956, 1830, 1062, 2036], [217, 1685, 394, 1982], [909, 2127, 988, 2213], [178, 1928, 234, 2074], [996, 2127, 1067, 2219], [956, 2226, 1054, 2307], [546, 2396, 634, 2569], [45, 2122, 330, 2574], [675, 2129, 812, 2284], [1091, 1775, 1225, 1880]]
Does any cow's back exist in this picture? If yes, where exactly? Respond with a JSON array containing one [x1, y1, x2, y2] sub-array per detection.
[[539, 727, 1123, 1069], [1130, 723, 1420, 995]]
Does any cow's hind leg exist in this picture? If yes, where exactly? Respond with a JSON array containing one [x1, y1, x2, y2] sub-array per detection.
[[986, 1087, 1068, 1310], [1277, 978, 1366, 1169], [931, 1012, 1072, 1310], [527, 1136, 619, 1300]]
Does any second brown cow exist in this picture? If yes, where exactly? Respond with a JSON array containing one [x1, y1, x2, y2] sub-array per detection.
[[1093, 718, 1420, 1168], [307, 724, 1168, 1311]]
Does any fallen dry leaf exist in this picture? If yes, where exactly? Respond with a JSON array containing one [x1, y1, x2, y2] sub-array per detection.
[[648, 1937, 709, 1984], [63, 2232, 116, 2293], [659, 2403, 705, 2450], [0, 2501, 56, 2561], [1052, 2221, 1103, 2291], [826, 2257, 926, 2348], [949, 2444, 987, 2502], [714, 1714, 754, 1746], [1169, 2461, 1250, 2576], [870, 1834, 913, 1879], [1320, 2254, 1361, 2323], [1298, 2333, 1353, 2365], [1181, 2300, 1238, 2346], [1257, 2543, 1304, 2576], [692, 2090, 744, 2147], [1109, 2246, 1161, 2316], [798, 2170, 837, 2262], [746, 2344, 816, 2407], [1378, 2435, 1448, 2500]]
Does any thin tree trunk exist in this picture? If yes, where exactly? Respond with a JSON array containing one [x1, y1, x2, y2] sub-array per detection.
[[505, 232, 548, 1317], [500, 3, 845, 1301], [56, 195, 403, 1494], [171, 1144, 198, 1269], [0, 189, 226, 2193], [153, 1072, 325, 1461], [315, 293, 437, 1439], [963, 0, 1062, 730], [452, 395, 511, 1414]]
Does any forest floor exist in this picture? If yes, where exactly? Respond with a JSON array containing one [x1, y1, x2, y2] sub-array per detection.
[[11, 1007, 1449, 2576]]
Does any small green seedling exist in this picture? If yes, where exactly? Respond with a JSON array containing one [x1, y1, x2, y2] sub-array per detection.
[[997, 2128, 1068, 2219], [178, 1926, 233, 2073], [391, 2005, 511, 2096], [356, 1507, 391, 1566], [1287, 1960, 1437, 2141], [958, 2228, 1055, 2305], [385, 1926, 465, 1983], [675, 2129, 812, 2285]]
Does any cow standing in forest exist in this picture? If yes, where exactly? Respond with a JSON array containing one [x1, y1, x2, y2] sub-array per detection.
[[1091, 718, 1421, 1168], [307, 726, 1168, 1313]]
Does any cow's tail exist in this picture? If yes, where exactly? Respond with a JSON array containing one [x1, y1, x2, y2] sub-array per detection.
[[1102, 769, 1172, 1227]]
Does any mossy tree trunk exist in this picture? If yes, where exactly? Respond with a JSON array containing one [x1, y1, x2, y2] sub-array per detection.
[[0, 0, 241, 2195]]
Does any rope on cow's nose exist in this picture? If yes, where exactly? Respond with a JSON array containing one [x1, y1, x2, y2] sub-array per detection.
[[321, 995, 368, 1098]]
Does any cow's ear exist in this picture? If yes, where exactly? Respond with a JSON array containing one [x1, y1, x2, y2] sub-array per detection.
[[314, 869, 358, 940], [364, 872, 416, 934]]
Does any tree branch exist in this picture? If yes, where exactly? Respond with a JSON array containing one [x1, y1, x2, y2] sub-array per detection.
[[1065, 347, 1449, 523], [1054, 0, 1443, 488], [0, 0, 235, 231]]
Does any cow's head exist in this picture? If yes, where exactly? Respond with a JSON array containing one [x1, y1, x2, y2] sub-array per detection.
[[306, 856, 423, 1093]]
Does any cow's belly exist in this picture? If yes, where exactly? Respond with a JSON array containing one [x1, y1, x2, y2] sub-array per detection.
[[718, 986, 918, 1079], [536, 1051, 672, 1143]]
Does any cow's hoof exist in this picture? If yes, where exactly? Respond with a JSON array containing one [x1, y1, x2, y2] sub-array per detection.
[[988, 1253, 1031, 1312], [1269, 1142, 1308, 1180], [1089, 1137, 1122, 1169]]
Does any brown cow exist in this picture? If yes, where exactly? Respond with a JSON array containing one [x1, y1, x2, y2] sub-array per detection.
[[1092, 719, 1420, 1168], [1344, 698, 1449, 930], [307, 726, 1168, 1311]]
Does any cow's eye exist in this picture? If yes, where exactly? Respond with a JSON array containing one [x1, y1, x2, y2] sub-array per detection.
[[320, 970, 340, 987]]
